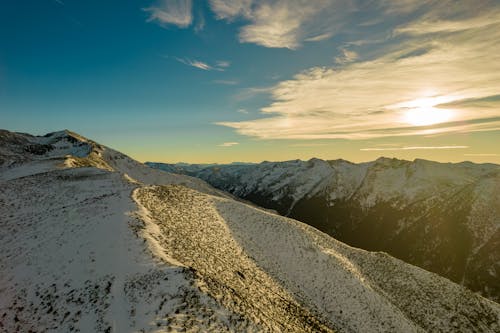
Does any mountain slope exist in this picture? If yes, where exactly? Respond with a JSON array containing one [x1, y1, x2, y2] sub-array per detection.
[[1, 129, 500, 332], [147, 157, 500, 302]]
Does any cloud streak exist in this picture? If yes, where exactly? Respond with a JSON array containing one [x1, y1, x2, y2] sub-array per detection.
[[213, 79, 239, 85], [360, 146, 469, 151], [218, 142, 239, 147], [464, 153, 498, 157], [174, 57, 230, 71], [218, 3, 500, 140]]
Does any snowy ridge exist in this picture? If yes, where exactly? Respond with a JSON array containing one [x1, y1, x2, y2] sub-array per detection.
[[1, 129, 500, 332], [135, 184, 500, 332], [148, 157, 500, 302], [0, 129, 224, 196], [0, 168, 255, 332], [150, 157, 498, 211]]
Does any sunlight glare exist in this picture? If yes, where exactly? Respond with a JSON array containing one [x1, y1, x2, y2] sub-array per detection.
[[404, 107, 453, 126], [401, 96, 454, 126]]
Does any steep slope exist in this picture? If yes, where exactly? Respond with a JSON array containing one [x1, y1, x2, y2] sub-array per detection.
[[136, 184, 500, 332], [148, 157, 500, 302], [2, 129, 500, 332]]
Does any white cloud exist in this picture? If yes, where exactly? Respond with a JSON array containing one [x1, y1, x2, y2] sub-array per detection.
[[209, 0, 351, 49], [209, 0, 253, 20], [218, 142, 239, 147], [145, 0, 192, 28], [305, 32, 333, 42], [213, 79, 239, 85], [218, 5, 500, 140], [175, 57, 212, 70], [238, 1, 317, 49], [233, 86, 272, 101], [216, 60, 231, 68], [334, 48, 358, 64], [194, 9, 205, 32], [395, 10, 500, 35], [174, 57, 230, 71], [360, 146, 469, 151]]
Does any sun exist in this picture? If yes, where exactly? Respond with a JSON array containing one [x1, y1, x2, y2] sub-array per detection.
[[404, 107, 453, 126], [401, 97, 454, 126]]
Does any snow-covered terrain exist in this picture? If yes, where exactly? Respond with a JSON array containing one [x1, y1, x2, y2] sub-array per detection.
[[148, 157, 500, 303], [2, 129, 500, 332]]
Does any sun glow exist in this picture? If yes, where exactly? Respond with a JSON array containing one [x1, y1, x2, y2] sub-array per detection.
[[404, 107, 453, 126], [400, 96, 455, 127]]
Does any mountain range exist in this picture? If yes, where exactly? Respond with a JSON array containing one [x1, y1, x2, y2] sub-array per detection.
[[147, 157, 500, 304], [1, 129, 499, 332]]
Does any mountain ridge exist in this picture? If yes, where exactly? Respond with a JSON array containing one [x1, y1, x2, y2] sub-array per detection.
[[148, 156, 500, 302], [2, 129, 500, 332]]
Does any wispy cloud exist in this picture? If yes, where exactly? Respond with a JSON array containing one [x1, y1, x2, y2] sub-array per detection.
[[237, 108, 248, 114], [463, 153, 498, 157], [144, 0, 192, 28], [194, 7, 205, 32], [395, 9, 500, 35], [305, 32, 333, 42], [360, 146, 469, 151], [379, 0, 434, 15], [209, 0, 253, 20], [177, 58, 212, 70], [209, 0, 353, 49], [233, 86, 272, 101], [174, 57, 230, 71], [215, 60, 231, 68], [213, 79, 239, 85], [289, 143, 329, 147], [218, 142, 239, 147], [218, 3, 500, 140], [334, 48, 358, 64]]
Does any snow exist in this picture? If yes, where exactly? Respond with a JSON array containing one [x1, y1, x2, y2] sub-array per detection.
[[2, 129, 500, 332], [102, 148, 226, 197], [160, 157, 499, 212], [153, 156, 500, 262], [467, 172, 500, 249], [149, 155, 500, 303], [0, 167, 255, 332], [136, 184, 500, 332], [327, 159, 371, 201]]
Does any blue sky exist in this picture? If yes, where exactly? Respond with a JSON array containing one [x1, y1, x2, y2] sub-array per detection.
[[1, 0, 499, 163]]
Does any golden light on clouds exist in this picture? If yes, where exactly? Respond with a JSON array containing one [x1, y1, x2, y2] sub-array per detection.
[[397, 96, 455, 127], [403, 107, 453, 127], [218, 3, 500, 141]]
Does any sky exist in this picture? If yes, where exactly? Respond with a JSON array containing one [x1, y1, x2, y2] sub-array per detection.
[[1, 0, 499, 164]]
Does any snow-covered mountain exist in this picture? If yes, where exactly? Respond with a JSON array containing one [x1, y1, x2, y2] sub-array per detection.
[[2, 129, 500, 332], [148, 157, 500, 303]]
